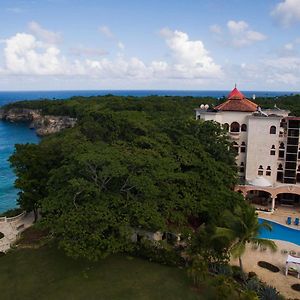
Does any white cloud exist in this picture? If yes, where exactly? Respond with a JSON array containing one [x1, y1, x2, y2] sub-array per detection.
[[271, 0, 300, 27], [209, 24, 222, 34], [4, 33, 66, 75], [284, 43, 294, 50], [98, 25, 114, 38], [117, 42, 125, 50], [28, 21, 61, 44], [159, 28, 222, 78], [1, 26, 222, 85], [226, 20, 266, 47], [227, 20, 248, 34], [70, 46, 108, 57]]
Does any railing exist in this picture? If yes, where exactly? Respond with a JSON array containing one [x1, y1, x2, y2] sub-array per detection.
[[0, 211, 26, 223]]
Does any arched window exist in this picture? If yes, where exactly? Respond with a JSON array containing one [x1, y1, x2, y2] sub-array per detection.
[[223, 123, 229, 131], [258, 165, 263, 176], [278, 164, 283, 170], [279, 143, 285, 149], [266, 166, 271, 176], [230, 122, 240, 133], [240, 142, 246, 153], [241, 124, 247, 132], [270, 145, 276, 156], [270, 126, 276, 134]]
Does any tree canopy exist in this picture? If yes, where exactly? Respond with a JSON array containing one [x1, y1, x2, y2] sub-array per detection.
[[8, 95, 256, 259]]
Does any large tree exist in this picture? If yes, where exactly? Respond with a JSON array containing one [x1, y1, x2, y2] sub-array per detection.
[[10, 97, 242, 260]]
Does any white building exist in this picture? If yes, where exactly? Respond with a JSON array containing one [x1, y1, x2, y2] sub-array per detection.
[[195, 86, 300, 212]]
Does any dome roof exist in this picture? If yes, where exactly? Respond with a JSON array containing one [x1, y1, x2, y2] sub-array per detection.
[[214, 86, 258, 112], [248, 176, 272, 187]]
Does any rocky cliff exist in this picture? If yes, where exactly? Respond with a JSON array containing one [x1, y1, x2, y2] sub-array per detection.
[[0, 108, 77, 136]]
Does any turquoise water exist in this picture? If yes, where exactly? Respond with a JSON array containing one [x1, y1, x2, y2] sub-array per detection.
[[0, 90, 297, 213], [0, 121, 39, 212], [258, 218, 300, 246]]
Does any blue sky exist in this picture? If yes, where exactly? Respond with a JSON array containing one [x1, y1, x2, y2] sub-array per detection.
[[0, 0, 300, 91]]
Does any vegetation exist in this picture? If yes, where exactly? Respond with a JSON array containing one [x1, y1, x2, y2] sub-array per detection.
[[257, 261, 280, 273], [0, 246, 199, 300], [214, 206, 277, 272], [4, 94, 291, 299], [8, 96, 240, 260], [0, 207, 23, 218]]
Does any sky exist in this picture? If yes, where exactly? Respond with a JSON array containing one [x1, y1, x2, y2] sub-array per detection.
[[0, 0, 300, 91]]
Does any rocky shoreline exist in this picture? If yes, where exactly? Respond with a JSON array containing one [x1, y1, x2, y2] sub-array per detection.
[[0, 108, 77, 136]]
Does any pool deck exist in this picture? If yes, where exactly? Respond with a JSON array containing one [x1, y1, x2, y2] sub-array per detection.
[[231, 240, 300, 299], [257, 206, 300, 230]]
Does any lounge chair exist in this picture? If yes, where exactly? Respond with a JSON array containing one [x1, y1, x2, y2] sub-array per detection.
[[286, 216, 292, 225], [295, 218, 299, 226]]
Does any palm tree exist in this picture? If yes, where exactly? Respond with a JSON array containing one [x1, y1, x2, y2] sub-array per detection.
[[214, 205, 277, 273]]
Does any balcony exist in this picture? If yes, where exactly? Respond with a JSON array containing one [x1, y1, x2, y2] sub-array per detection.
[[230, 132, 240, 140]]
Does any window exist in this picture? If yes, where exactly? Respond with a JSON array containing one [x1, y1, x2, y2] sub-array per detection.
[[279, 150, 285, 159], [266, 166, 271, 176], [270, 145, 275, 155], [258, 165, 263, 176], [277, 171, 283, 182], [241, 124, 247, 132], [270, 126, 276, 134], [223, 123, 229, 131], [197, 115, 201, 120], [239, 162, 245, 173], [230, 122, 240, 133], [278, 164, 283, 170], [240, 142, 246, 153], [279, 143, 285, 149], [233, 142, 239, 154]]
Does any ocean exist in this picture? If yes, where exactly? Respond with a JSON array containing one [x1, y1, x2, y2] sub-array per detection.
[[0, 89, 298, 212]]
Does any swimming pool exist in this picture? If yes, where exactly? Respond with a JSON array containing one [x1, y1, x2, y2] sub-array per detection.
[[258, 218, 300, 246]]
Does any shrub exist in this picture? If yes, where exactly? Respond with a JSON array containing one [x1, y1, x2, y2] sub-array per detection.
[[259, 285, 284, 300], [257, 261, 280, 273], [232, 265, 245, 282], [0, 208, 23, 218], [209, 263, 233, 276], [131, 240, 186, 267], [245, 277, 262, 293]]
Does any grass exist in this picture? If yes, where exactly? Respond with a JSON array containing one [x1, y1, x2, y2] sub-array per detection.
[[0, 245, 201, 300]]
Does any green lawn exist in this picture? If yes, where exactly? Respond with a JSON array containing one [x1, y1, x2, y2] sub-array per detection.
[[0, 246, 200, 300]]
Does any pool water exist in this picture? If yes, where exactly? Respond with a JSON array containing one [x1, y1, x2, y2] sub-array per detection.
[[258, 218, 300, 246]]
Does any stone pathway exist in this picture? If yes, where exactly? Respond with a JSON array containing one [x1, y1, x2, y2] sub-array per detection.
[[0, 212, 34, 252]]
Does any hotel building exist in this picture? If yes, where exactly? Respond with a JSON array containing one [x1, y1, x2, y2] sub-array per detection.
[[195, 86, 300, 212]]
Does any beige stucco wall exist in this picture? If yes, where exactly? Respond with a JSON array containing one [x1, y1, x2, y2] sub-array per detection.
[[246, 116, 282, 184]]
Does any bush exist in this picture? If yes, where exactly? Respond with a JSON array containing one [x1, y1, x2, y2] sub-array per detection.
[[131, 240, 186, 267], [259, 285, 284, 300], [209, 263, 233, 276], [0, 208, 23, 218], [232, 265, 245, 282], [0, 232, 4, 239], [257, 261, 280, 273]]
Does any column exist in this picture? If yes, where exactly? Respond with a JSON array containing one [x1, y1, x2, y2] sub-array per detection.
[[271, 196, 276, 212]]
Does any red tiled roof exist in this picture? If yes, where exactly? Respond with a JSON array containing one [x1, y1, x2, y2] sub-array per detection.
[[214, 87, 258, 112]]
